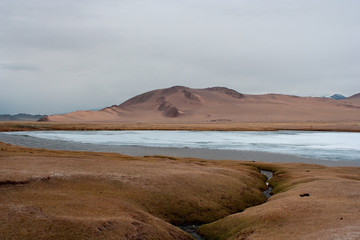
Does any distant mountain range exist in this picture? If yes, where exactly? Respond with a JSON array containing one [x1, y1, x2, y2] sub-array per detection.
[[0, 114, 46, 121], [329, 94, 346, 100], [40, 86, 360, 123]]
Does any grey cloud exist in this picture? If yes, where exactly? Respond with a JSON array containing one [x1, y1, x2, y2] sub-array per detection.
[[0, 63, 39, 71], [0, 0, 359, 114]]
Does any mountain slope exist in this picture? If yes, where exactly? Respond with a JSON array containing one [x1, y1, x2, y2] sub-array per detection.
[[41, 86, 360, 123], [342, 93, 360, 106]]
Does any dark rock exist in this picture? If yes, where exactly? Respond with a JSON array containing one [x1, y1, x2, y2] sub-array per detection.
[[157, 102, 171, 111], [164, 107, 181, 118], [183, 90, 201, 102], [157, 102, 182, 118]]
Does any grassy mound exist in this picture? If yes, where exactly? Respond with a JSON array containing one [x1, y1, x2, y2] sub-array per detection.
[[0, 142, 267, 239], [198, 163, 360, 239]]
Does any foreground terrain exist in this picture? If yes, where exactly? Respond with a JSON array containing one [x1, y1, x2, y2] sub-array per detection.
[[0, 142, 359, 239], [199, 163, 360, 239], [0, 142, 267, 239]]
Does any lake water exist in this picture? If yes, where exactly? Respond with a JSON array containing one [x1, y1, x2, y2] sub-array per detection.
[[4, 130, 360, 162]]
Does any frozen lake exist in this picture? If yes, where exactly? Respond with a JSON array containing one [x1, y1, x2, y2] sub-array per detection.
[[4, 130, 360, 162]]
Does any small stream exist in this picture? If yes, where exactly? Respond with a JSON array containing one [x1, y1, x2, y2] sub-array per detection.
[[178, 225, 203, 240], [260, 170, 273, 198], [179, 170, 273, 240]]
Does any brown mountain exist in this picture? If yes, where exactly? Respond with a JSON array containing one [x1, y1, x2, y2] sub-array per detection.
[[342, 93, 360, 106], [41, 86, 360, 123]]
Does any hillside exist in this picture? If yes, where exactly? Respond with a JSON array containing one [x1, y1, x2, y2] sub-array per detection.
[[40, 86, 360, 123], [343, 93, 360, 106]]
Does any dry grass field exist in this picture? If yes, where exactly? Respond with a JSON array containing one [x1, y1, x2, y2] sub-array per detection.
[[198, 163, 360, 239], [0, 142, 266, 239], [1, 141, 359, 239], [1, 121, 360, 132]]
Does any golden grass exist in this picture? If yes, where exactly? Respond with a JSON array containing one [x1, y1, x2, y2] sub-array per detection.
[[0, 203, 192, 240], [198, 163, 360, 240], [1, 141, 359, 239], [0, 142, 266, 239], [1, 120, 360, 132]]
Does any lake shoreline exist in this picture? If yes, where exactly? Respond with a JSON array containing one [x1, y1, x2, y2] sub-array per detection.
[[1, 121, 360, 132], [1, 133, 359, 167]]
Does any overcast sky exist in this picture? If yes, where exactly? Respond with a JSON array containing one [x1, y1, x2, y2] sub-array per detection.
[[1, 0, 359, 114]]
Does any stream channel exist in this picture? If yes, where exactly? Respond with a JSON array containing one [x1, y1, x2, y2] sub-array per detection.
[[179, 170, 273, 240]]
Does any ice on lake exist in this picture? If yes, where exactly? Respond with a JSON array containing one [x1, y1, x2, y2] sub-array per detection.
[[6, 130, 360, 162]]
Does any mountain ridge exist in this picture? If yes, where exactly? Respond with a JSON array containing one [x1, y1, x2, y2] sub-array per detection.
[[40, 86, 360, 123]]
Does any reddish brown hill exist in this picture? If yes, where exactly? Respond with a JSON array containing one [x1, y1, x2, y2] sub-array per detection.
[[342, 93, 360, 106], [42, 86, 360, 123]]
